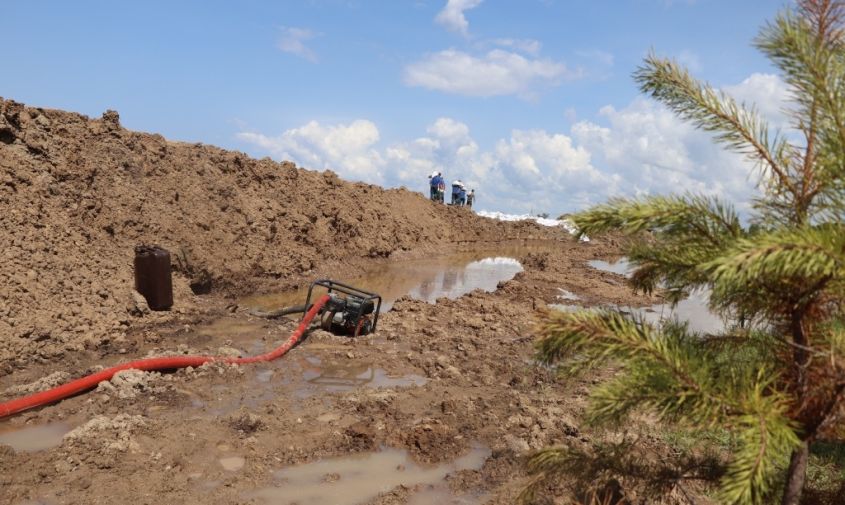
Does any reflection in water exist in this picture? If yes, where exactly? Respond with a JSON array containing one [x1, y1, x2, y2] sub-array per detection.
[[248, 445, 490, 505], [220, 456, 246, 472], [588, 258, 633, 277], [0, 422, 73, 452], [586, 258, 725, 334], [442, 269, 460, 293], [243, 248, 540, 313], [296, 356, 427, 396], [551, 295, 725, 335], [637, 290, 724, 335]]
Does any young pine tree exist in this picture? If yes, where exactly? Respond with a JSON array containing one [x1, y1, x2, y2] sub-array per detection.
[[530, 1, 845, 504]]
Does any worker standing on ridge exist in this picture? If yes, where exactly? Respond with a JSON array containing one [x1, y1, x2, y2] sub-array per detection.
[[466, 189, 475, 208], [429, 171, 446, 203], [437, 175, 446, 203], [451, 179, 463, 205], [458, 184, 467, 206], [428, 171, 439, 201]]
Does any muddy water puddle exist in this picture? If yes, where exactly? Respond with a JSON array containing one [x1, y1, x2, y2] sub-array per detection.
[[242, 248, 539, 313], [297, 356, 427, 397], [248, 444, 490, 505], [588, 257, 633, 277], [584, 258, 725, 334], [191, 318, 271, 354], [0, 421, 73, 452], [193, 356, 426, 416]]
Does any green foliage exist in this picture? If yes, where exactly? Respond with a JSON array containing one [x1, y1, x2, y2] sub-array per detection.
[[574, 194, 742, 301], [530, 2, 845, 504], [807, 442, 845, 493], [521, 436, 724, 504]]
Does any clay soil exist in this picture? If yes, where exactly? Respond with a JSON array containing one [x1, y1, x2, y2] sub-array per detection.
[[0, 99, 664, 504]]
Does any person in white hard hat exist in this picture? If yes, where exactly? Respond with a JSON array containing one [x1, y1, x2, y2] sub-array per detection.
[[458, 183, 468, 206], [451, 179, 463, 205]]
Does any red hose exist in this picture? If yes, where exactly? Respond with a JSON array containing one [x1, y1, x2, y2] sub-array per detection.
[[0, 294, 331, 419]]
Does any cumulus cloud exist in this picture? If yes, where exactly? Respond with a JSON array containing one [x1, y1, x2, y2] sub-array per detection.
[[492, 129, 619, 210], [572, 99, 751, 204], [236, 74, 792, 215], [237, 117, 615, 214], [404, 48, 576, 98], [723, 72, 793, 129], [435, 0, 484, 37], [277, 27, 319, 62], [237, 119, 384, 182]]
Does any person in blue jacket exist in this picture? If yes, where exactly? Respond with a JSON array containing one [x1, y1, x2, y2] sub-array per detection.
[[451, 179, 463, 204], [458, 184, 467, 206], [429, 171, 442, 201]]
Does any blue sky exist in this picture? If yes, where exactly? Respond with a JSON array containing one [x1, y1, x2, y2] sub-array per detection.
[[4, 1, 791, 215]]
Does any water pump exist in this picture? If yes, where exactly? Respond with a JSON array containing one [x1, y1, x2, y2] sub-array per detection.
[[304, 280, 382, 337]]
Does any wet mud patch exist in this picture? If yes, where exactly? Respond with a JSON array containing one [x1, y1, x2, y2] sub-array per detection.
[[247, 444, 490, 505], [299, 356, 427, 396], [242, 250, 538, 313], [0, 421, 73, 452], [584, 258, 726, 334]]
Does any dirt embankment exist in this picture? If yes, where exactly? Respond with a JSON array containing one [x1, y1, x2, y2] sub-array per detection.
[[0, 98, 555, 374]]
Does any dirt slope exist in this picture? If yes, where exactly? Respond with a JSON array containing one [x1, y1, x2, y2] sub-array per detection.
[[0, 98, 553, 373]]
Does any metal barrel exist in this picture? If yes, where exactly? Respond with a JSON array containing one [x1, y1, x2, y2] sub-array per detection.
[[134, 245, 173, 311]]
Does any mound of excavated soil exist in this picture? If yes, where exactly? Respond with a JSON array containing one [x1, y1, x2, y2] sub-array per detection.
[[0, 98, 558, 373]]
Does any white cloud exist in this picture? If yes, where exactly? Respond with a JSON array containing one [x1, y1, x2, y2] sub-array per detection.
[[492, 129, 619, 209], [427, 117, 471, 143], [572, 98, 754, 208], [404, 48, 577, 98], [236, 74, 791, 216], [435, 0, 484, 37], [277, 27, 319, 62], [237, 117, 613, 214], [237, 119, 384, 182], [723, 73, 792, 129]]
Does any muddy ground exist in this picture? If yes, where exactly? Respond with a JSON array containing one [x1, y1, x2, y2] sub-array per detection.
[[0, 98, 548, 375], [0, 98, 671, 504], [0, 233, 666, 505]]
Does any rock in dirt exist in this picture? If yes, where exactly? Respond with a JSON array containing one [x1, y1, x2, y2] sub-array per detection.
[[95, 369, 170, 399], [226, 409, 266, 434], [63, 414, 146, 453], [2, 371, 70, 397]]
